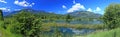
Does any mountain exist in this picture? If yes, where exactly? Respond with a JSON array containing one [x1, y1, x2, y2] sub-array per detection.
[[3, 8, 65, 20], [3, 8, 56, 16], [3, 9, 102, 19], [68, 11, 102, 18]]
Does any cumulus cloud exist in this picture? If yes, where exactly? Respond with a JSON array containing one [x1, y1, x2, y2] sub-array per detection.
[[87, 8, 92, 12], [62, 5, 67, 9], [86, 7, 103, 14], [14, 0, 35, 7], [94, 7, 101, 12], [93, 7, 103, 14], [95, 7, 101, 12], [0, 7, 10, 12], [0, 0, 7, 3], [67, 3, 85, 13]]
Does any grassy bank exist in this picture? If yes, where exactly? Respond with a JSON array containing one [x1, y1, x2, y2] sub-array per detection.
[[83, 28, 120, 37]]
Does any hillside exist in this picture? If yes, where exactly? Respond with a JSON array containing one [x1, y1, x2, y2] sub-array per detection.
[[3, 8, 56, 16], [68, 11, 102, 18]]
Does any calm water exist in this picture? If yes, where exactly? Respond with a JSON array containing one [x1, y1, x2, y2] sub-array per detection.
[[42, 20, 102, 36], [43, 19, 103, 24], [42, 27, 95, 37]]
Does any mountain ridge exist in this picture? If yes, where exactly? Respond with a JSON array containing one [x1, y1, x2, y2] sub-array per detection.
[[3, 9, 102, 18], [68, 11, 102, 18]]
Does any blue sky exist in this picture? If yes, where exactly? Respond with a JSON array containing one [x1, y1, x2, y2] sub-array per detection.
[[0, 0, 120, 15]]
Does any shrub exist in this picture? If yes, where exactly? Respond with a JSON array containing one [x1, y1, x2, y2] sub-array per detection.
[[9, 11, 42, 37]]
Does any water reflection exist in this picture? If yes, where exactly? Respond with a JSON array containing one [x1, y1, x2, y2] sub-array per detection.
[[43, 20, 102, 24], [42, 20, 102, 37]]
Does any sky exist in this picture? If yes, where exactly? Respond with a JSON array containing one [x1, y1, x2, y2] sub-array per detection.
[[0, 0, 120, 15]]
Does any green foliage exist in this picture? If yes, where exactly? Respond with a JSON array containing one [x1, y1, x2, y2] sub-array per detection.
[[103, 3, 120, 29], [0, 27, 22, 37], [34, 12, 65, 20], [0, 10, 6, 29], [0, 10, 3, 26], [8, 11, 42, 37], [66, 14, 71, 19]]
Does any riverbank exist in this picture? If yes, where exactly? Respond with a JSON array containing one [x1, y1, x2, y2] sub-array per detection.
[[75, 28, 120, 37]]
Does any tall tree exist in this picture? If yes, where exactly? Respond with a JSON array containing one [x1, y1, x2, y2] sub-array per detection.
[[66, 14, 71, 23], [0, 10, 3, 21], [103, 3, 120, 29], [0, 10, 5, 29]]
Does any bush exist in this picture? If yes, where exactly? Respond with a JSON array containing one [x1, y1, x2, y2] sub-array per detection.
[[9, 11, 42, 37]]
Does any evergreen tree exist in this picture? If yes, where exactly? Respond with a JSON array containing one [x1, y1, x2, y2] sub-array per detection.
[[66, 14, 71, 23], [0, 10, 3, 20]]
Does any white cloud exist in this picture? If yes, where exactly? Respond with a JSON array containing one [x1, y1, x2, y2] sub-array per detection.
[[93, 7, 103, 14], [73, 0, 76, 4], [0, 7, 10, 12], [30, 3, 35, 7], [87, 8, 92, 12], [67, 3, 85, 13], [0, 0, 7, 3], [94, 7, 101, 12], [62, 5, 67, 9], [14, 0, 35, 7], [95, 7, 101, 11]]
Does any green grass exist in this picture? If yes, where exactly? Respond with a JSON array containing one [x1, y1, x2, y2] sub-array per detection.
[[0, 21, 22, 37], [0, 27, 22, 37], [85, 28, 120, 37]]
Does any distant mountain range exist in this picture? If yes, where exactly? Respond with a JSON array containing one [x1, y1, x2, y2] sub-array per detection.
[[3, 9, 102, 18], [3, 8, 51, 16], [68, 11, 102, 18]]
